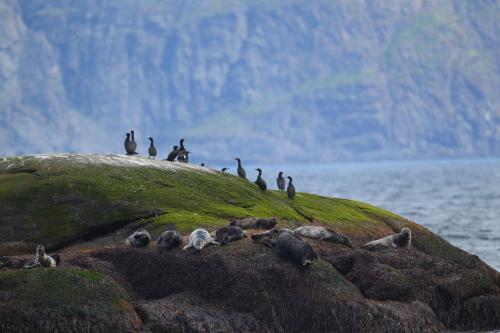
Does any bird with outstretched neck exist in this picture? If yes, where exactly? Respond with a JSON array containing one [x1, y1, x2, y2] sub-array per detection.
[[177, 139, 187, 162], [147, 137, 157, 159], [130, 130, 137, 152], [254, 168, 267, 192], [234, 158, 247, 179], [287, 176, 295, 200], [277, 171, 285, 191], [166, 145, 179, 161], [221, 167, 229, 173], [124, 133, 137, 155]]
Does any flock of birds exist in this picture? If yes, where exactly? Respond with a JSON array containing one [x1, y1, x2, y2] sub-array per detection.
[[124, 130, 296, 199]]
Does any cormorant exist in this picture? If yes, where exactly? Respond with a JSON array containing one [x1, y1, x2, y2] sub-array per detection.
[[124, 133, 137, 155], [201, 163, 205, 167], [234, 157, 246, 179], [287, 176, 295, 200], [221, 167, 229, 173], [254, 168, 267, 192], [178, 151, 190, 163], [147, 137, 157, 159], [130, 130, 137, 152], [177, 139, 187, 162], [166, 145, 179, 161], [277, 171, 285, 191]]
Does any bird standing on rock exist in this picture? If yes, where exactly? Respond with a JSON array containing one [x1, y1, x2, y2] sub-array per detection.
[[234, 158, 246, 179], [177, 139, 187, 162], [221, 167, 229, 173], [254, 168, 267, 192], [166, 145, 179, 161], [147, 137, 157, 159], [178, 151, 190, 163], [130, 130, 137, 152], [277, 171, 285, 191], [287, 176, 295, 200], [124, 133, 137, 155]]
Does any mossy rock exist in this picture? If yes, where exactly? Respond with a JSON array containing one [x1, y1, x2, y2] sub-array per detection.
[[0, 268, 141, 332], [0, 154, 403, 254]]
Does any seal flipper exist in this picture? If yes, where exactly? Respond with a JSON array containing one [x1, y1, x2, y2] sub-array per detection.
[[211, 240, 220, 246], [182, 244, 192, 251], [51, 254, 61, 266]]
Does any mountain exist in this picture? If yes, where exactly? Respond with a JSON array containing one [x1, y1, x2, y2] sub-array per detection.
[[0, 0, 499, 162]]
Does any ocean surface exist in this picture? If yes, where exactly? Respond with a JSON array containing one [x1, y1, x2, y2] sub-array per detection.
[[242, 159, 500, 271]]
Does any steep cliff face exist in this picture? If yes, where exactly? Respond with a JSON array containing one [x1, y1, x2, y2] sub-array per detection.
[[1, 0, 498, 161]]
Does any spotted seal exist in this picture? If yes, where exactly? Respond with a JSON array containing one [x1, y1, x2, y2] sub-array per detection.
[[229, 217, 277, 230], [276, 230, 317, 266], [125, 229, 151, 247], [183, 229, 220, 251], [24, 245, 58, 268], [362, 227, 412, 251], [157, 230, 183, 250], [215, 226, 247, 245], [293, 226, 352, 247]]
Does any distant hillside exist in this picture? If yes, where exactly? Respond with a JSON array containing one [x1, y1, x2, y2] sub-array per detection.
[[0, 0, 498, 162]]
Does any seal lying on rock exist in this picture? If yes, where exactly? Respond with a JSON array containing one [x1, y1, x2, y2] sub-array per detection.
[[362, 227, 412, 251], [229, 217, 277, 230], [24, 245, 58, 268], [125, 229, 151, 247], [251, 229, 291, 247], [293, 226, 352, 247], [276, 230, 317, 266], [183, 229, 220, 251], [157, 230, 183, 250], [215, 226, 247, 245]]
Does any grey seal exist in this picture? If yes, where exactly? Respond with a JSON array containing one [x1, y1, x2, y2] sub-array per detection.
[[24, 245, 58, 268], [293, 226, 352, 247], [229, 217, 277, 230], [276, 230, 317, 266], [157, 230, 183, 250], [183, 229, 220, 251], [215, 226, 247, 245], [125, 229, 152, 247], [362, 227, 412, 251]]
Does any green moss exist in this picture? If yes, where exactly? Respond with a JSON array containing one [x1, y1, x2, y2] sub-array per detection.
[[309, 260, 362, 299], [415, 233, 477, 268], [0, 268, 129, 316]]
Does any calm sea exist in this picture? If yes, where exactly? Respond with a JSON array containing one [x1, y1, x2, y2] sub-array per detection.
[[241, 159, 500, 271]]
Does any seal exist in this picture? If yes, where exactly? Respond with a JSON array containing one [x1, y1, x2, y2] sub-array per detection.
[[125, 229, 151, 247], [276, 230, 317, 266], [183, 229, 220, 251], [251, 228, 291, 247], [215, 226, 247, 245], [362, 227, 412, 251], [24, 245, 58, 268], [229, 217, 277, 230], [157, 230, 183, 250], [293, 226, 352, 247]]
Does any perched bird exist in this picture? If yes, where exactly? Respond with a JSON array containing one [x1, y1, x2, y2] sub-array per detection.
[[147, 137, 157, 159], [130, 130, 137, 152], [177, 139, 187, 162], [277, 171, 286, 191], [166, 145, 179, 161], [254, 168, 267, 192], [287, 176, 295, 200], [178, 151, 190, 163], [234, 157, 247, 179], [124, 133, 137, 155], [201, 163, 205, 167], [221, 167, 229, 173]]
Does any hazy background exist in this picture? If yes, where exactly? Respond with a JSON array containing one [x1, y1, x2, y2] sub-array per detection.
[[1, 0, 499, 163]]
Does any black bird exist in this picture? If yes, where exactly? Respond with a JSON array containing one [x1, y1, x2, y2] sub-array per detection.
[[254, 168, 267, 192], [201, 163, 205, 167], [124, 133, 137, 155], [287, 176, 295, 200], [166, 145, 180, 161], [130, 130, 137, 152], [221, 167, 229, 173], [234, 158, 246, 179], [147, 137, 157, 159], [178, 151, 190, 163], [177, 139, 187, 162], [277, 171, 285, 191]]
